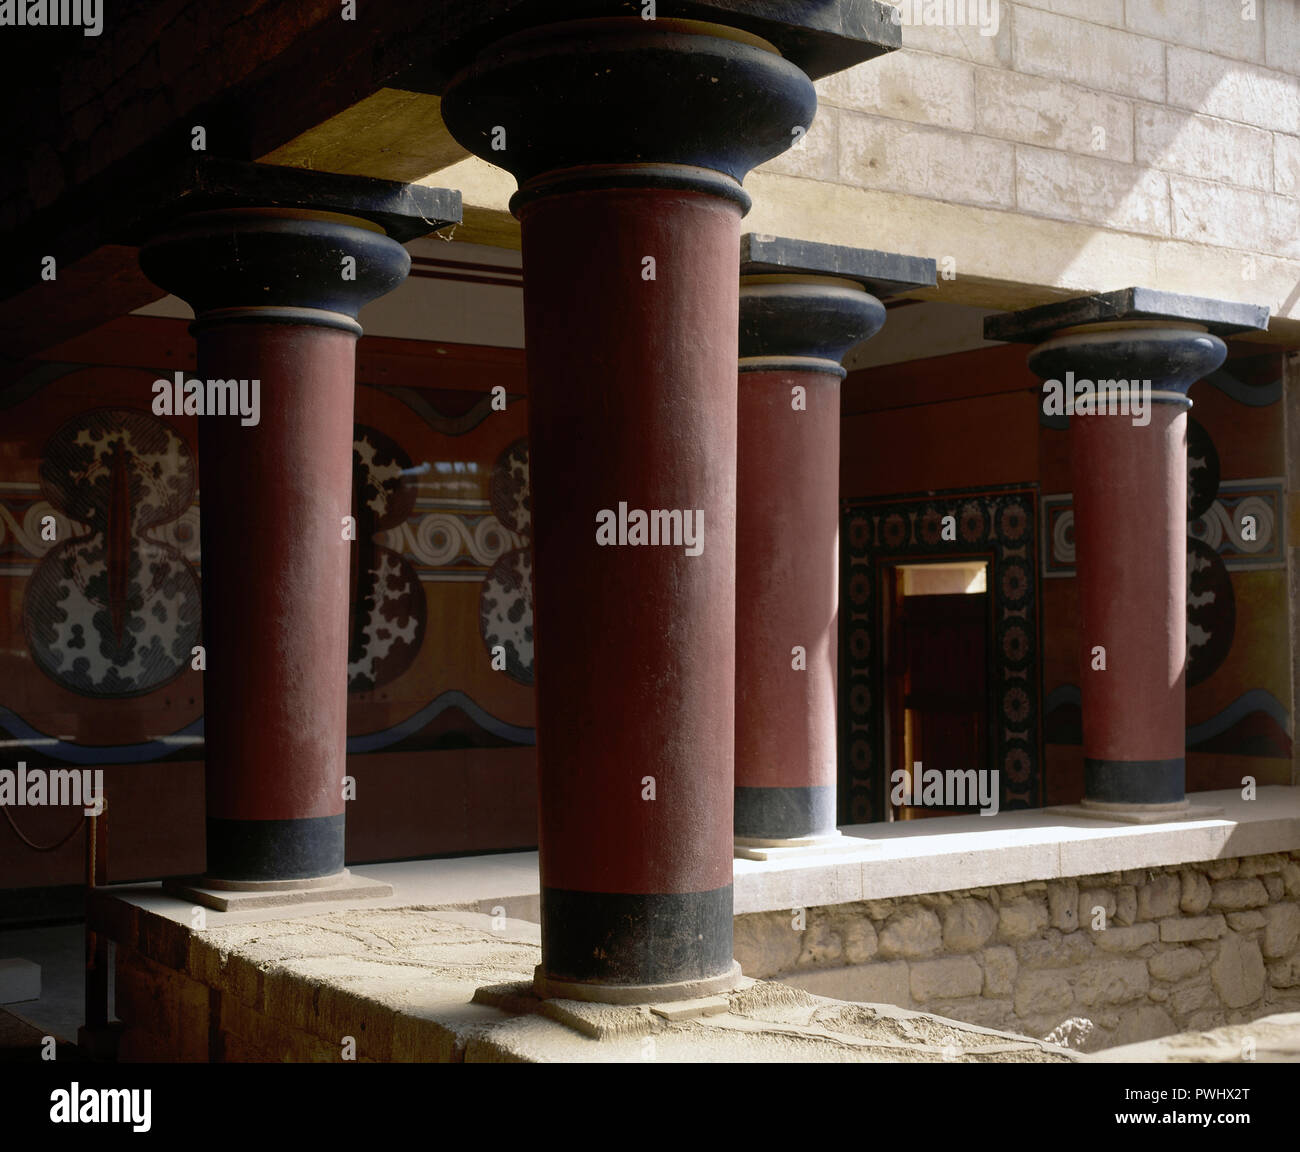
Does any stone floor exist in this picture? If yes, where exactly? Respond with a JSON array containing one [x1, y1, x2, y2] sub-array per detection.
[[163, 906, 1076, 1062], [0, 923, 112, 1042], [14, 886, 1300, 1060], [1087, 1012, 1300, 1063]]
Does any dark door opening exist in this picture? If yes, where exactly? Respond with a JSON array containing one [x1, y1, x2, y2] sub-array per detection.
[[884, 560, 990, 821]]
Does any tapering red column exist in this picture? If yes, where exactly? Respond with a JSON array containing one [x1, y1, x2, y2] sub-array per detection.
[[138, 165, 459, 885], [987, 290, 1268, 819], [441, 17, 840, 1001], [732, 237, 933, 853]]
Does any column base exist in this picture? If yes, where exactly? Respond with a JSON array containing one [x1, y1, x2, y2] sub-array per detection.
[[533, 960, 745, 1006], [734, 831, 877, 861], [1047, 801, 1224, 826], [165, 869, 394, 912]]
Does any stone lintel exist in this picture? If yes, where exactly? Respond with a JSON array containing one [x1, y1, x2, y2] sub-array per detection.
[[984, 286, 1271, 345], [400, 0, 900, 93], [741, 233, 936, 299], [121, 157, 462, 245]]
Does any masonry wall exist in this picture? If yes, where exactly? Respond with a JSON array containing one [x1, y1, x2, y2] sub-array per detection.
[[734, 850, 1300, 1052], [738, 0, 1300, 335]]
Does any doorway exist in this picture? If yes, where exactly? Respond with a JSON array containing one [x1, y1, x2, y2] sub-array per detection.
[[884, 560, 991, 821]]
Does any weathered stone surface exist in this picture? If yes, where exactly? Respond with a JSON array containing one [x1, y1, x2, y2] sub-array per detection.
[[1268, 957, 1300, 988], [982, 947, 1017, 997], [1180, 870, 1212, 914], [1204, 859, 1238, 880], [1078, 888, 1116, 928], [734, 911, 803, 977], [839, 115, 1015, 210], [910, 955, 983, 1003], [1014, 7, 1165, 103], [924, 995, 1011, 1031], [785, 961, 911, 1007], [1093, 923, 1158, 953], [877, 907, 942, 959], [999, 898, 1049, 941], [1014, 970, 1072, 1017], [1209, 878, 1269, 910], [1137, 874, 1180, 920], [941, 899, 997, 952], [1148, 948, 1204, 983], [840, 914, 880, 965], [1210, 934, 1266, 1009], [1136, 106, 1272, 192], [1107, 1004, 1178, 1049], [1047, 880, 1078, 931], [1171, 980, 1216, 1017], [1114, 885, 1137, 926], [1225, 911, 1266, 932], [1160, 915, 1226, 943], [1282, 861, 1300, 900], [1074, 959, 1149, 1007], [1018, 930, 1093, 969], [1263, 875, 1284, 901], [797, 917, 845, 967], [116, 948, 212, 1062], [1236, 854, 1285, 877], [1183, 1008, 1228, 1033], [1263, 903, 1300, 959]]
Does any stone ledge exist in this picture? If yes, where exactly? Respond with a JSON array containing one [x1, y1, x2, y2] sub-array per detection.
[[104, 903, 1076, 1062], [734, 788, 1300, 914], [89, 788, 1300, 938]]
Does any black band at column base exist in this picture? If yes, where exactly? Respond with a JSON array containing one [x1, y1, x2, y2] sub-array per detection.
[[735, 785, 836, 841], [206, 814, 345, 882], [540, 885, 733, 987], [1084, 758, 1185, 806]]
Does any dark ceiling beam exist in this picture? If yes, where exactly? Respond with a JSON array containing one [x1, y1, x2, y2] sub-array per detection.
[[0, 1, 896, 371]]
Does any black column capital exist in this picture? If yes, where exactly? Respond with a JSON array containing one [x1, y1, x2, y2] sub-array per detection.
[[441, 18, 821, 212], [738, 234, 934, 375], [985, 287, 1268, 404], [137, 160, 460, 334]]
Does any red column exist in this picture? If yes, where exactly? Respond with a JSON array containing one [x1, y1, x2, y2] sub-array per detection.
[[525, 185, 742, 996], [735, 364, 843, 845], [442, 18, 818, 1000], [733, 274, 888, 849], [192, 319, 360, 880], [1071, 393, 1190, 811], [986, 292, 1269, 816], [139, 183, 455, 882]]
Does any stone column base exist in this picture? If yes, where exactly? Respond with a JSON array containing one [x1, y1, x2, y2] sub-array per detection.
[[165, 869, 393, 912], [735, 831, 878, 861], [533, 961, 746, 1006]]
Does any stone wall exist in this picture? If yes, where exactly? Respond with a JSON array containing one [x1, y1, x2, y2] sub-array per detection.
[[735, 851, 1300, 1052], [742, 0, 1300, 334]]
